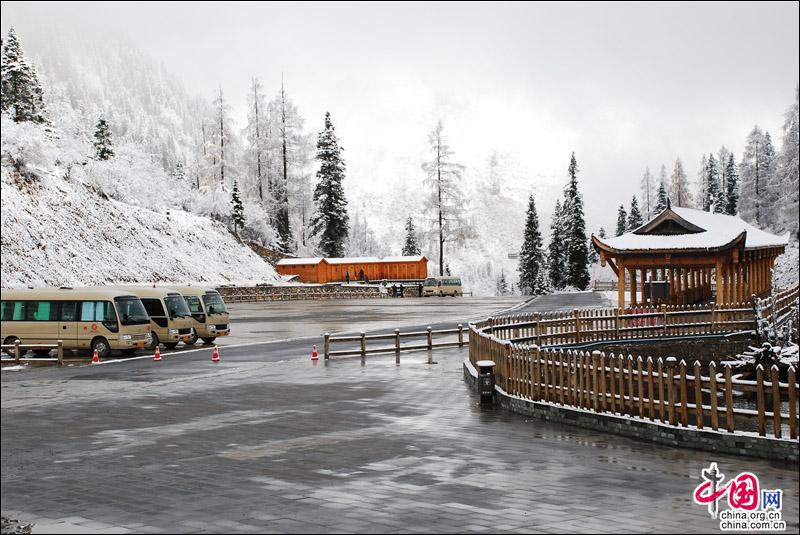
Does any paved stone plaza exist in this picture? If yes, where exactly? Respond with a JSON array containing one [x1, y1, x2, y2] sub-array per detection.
[[2, 337, 798, 534]]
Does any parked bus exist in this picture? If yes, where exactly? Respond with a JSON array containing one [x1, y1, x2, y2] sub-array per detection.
[[422, 276, 463, 297], [166, 286, 230, 345], [111, 286, 194, 350], [1, 287, 151, 358]]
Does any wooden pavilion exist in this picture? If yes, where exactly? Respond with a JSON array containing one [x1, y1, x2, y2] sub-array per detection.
[[592, 206, 788, 308]]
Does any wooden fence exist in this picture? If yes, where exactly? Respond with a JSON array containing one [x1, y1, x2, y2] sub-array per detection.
[[0, 340, 65, 366], [469, 326, 798, 440], [324, 324, 466, 362], [488, 283, 798, 348]]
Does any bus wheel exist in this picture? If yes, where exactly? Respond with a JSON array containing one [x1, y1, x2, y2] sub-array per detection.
[[91, 337, 111, 359], [185, 332, 198, 346], [163, 342, 178, 350], [201, 337, 216, 344], [148, 332, 160, 350], [3, 337, 21, 356]]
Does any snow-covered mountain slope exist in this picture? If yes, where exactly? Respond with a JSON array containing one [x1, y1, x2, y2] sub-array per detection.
[[1, 121, 278, 288]]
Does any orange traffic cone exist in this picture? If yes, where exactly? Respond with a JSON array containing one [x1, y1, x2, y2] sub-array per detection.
[[311, 344, 318, 361], [91, 349, 100, 365], [153, 346, 162, 362], [212, 346, 220, 363]]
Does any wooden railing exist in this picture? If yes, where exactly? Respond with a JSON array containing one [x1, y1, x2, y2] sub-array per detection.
[[487, 283, 799, 348], [468, 326, 798, 440], [324, 324, 466, 362], [0, 340, 65, 366]]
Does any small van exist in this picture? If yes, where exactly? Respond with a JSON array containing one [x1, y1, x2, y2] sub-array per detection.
[[167, 286, 230, 345], [422, 276, 463, 297], [1, 287, 151, 358], [112, 286, 194, 349]]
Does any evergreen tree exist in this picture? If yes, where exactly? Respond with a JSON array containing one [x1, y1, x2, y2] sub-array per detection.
[[496, 270, 509, 296], [173, 161, 186, 182], [562, 153, 590, 290], [402, 216, 421, 256], [655, 180, 669, 213], [701, 153, 724, 212], [777, 85, 799, 237], [244, 76, 269, 201], [669, 157, 692, 207], [230, 180, 245, 235], [422, 121, 467, 276], [724, 153, 739, 215], [548, 199, 567, 289], [740, 125, 775, 228], [0, 28, 46, 124], [615, 204, 628, 236], [518, 193, 546, 295], [640, 166, 653, 220], [93, 116, 114, 160], [310, 112, 349, 257], [628, 196, 643, 229]]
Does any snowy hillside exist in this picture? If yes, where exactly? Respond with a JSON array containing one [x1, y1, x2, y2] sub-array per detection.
[[0, 118, 278, 288]]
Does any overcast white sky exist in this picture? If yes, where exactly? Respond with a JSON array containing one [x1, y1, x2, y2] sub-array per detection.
[[2, 1, 799, 231]]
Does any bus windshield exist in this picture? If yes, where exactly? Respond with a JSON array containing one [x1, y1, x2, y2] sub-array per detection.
[[202, 293, 228, 314], [423, 278, 437, 287], [164, 295, 192, 319], [184, 296, 204, 314], [114, 296, 150, 325]]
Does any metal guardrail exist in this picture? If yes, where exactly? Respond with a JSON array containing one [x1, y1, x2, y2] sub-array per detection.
[[324, 324, 467, 363]]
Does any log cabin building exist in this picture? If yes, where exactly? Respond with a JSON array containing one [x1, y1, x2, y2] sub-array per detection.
[[592, 206, 788, 308], [276, 255, 428, 284]]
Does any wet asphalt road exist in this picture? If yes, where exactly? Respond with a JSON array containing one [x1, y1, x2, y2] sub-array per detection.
[[2, 295, 798, 533]]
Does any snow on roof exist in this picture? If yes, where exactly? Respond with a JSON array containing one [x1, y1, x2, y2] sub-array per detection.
[[276, 258, 324, 266], [381, 255, 427, 262], [595, 207, 789, 253], [325, 257, 382, 264]]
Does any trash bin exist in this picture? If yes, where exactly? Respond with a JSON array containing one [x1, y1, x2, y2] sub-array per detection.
[[476, 360, 496, 404]]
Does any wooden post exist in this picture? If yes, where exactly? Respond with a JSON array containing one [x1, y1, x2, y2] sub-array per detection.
[[693, 361, 704, 429], [715, 260, 723, 306], [756, 365, 766, 437], [426, 326, 433, 351], [679, 360, 689, 426], [57, 340, 63, 367], [709, 362, 719, 431], [627, 355, 635, 415], [395, 329, 401, 364], [614, 308, 620, 339], [574, 309, 581, 343], [559, 351, 566, 405], [458, 324, 464, 347], [592, 351, 601, 412], [617, 258, 625, 309], [533, 346, 541, 400], [666, 357, 677, 426], [724, 364, 734, 432], [619, 354, 626, 415], [630, 268, 637, 307], [646, 357, 654, 421], [661, 304, 668, 336], [636, 357, 644, 418], [324, 333, 331, 360], [657, 358, 665, 423], [14, 340, 21, 365], [788, 366, 797, 440], [770, 365, 781, 439], [609, 354, 617, 414], [599, 353, 607, 412], [535, 313, 542, 347], [542, 348, 550, 402]]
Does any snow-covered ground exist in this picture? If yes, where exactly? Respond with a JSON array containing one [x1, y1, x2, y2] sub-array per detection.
[[1, 119, 278, 288]]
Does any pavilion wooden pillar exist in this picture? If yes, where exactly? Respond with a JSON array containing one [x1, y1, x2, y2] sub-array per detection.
[[640, 268, 647, 305], [715, 260, 724, 306], [617, 257, 625, 309], [630, 267, 637, 307]]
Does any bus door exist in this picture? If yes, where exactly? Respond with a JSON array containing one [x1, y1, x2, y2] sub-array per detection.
[[57, 301, 79, 346]]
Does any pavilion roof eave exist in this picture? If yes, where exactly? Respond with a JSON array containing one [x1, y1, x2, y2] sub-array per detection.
[[592, 232, 749, 256]]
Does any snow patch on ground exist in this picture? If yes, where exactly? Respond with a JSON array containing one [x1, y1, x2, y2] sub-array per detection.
[[774, 240, 799, 289]]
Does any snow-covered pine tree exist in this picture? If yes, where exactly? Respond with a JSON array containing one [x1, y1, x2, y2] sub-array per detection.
[[310, 112, 349, 258], [640, 166, 653, 220], [231, 180, 245, 235], [655, 180, 669, 212], [669, 157, 692, 207], [628, 196, 643, 230], [697, 154, 708, 210], [658, 164, 668, 197], [777, 85, 799, 237], [518, 193, 546, 295], [0, 28, 46, 124], [93, 116, 114, 160], [422, 121, 468, 276], [739, 125, 775, 228], [173, 161, 186, 182], [244, 77, 269, 201], [615, 205, 628, 236], [563, 153, 590, 290], [708, 154, 726, 213], [717, 146, 731, 194], [724, 152, 739, 216], [402, 216, 421, 256], [496, 270, 509, 296], [548, 199, 567, 289]]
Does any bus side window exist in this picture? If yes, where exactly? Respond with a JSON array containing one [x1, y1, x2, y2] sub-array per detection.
[[80, 301, 96, 322], [27, 301, 56, 321], [60, 302, 78, 322]]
